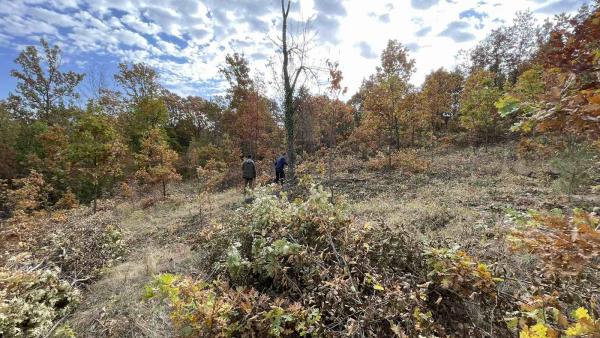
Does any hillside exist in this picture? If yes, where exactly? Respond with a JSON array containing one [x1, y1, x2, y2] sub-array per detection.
[[1, 0, 600, 337], [2, 144, 598, 337]]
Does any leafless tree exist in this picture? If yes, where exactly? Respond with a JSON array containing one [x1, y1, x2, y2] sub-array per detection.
[[277, 0, 317, 182]]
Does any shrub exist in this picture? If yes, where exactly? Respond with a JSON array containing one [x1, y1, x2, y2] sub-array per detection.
[[508, 208, 599, 279], [6, 170, 52, 215], [54, 189, 79, 210], [505, 293, 600, 338], [145, 274, 321, 337], [0, 268, 79, 337], [150, 184, 513, 337], [550, 142, 597, 196]]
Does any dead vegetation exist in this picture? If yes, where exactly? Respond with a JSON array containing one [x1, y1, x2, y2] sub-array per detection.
[[2, 143, 598, 337]]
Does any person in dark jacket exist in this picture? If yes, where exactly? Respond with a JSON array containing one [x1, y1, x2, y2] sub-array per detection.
[[274, 153, 287, 184], [242, 155, 256, 189]]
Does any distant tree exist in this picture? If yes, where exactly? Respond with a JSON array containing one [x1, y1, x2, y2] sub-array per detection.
[[220, 53, 253, 109], [495, 65, 545, 134], [293, 86, 319, 154], [10, 38, 84, 123], [114, 62, 162, 103], [468, 11, 544, 87], [135, 128, 181, 198], [220, 53, 281, 159], [70, 112, 126, 213], [359, 40, 415, 166], [122, 98, 169, 152], [459, 70, 502, 143], [323, 60, 350, 199], [420, 68, 463, 135], [378, 40, 416, 150], [401, 89, 423, 146], [0, 102, 19, 178]]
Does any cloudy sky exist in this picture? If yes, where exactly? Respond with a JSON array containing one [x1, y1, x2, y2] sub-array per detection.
[[0, 0, 591, 101]]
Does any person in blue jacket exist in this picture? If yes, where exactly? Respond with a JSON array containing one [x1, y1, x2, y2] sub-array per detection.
[[274, 153, 287, 184]]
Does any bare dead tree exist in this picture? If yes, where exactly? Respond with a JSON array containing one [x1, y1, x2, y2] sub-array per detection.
[[279, 0, 316, 182]]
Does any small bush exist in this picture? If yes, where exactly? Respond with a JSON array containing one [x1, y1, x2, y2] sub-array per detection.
[[54, 189, 79, 210], [550, 143, 597, 196], [508, 208, 599, 279], [0, 268, 79, 337], [145, 274, 321, 337]]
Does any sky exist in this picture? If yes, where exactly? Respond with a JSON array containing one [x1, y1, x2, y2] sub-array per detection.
[[0, 0, 592, 102]]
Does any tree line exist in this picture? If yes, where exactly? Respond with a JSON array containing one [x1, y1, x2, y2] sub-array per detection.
[[1, 1, 598, 214]]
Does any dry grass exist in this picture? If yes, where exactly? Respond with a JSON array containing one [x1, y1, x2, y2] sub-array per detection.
[[67, 185, 242, 337], [7, 143, 596, 337], [335, 143, 597, 282]]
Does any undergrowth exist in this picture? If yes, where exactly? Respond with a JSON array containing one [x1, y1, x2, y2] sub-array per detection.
[[146, 184, 516, 337]]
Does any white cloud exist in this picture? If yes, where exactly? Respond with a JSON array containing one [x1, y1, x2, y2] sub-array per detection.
[[0, 0, 593, 99]]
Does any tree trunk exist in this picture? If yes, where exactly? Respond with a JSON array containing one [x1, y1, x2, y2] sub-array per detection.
[[394, 116, 400, 150], [162, 180, 166, 198], [282, 0, 295, 182], [93, 183, 98, 214]]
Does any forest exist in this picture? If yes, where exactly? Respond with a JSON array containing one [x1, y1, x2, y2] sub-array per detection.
[[0, 0, 599, 337]]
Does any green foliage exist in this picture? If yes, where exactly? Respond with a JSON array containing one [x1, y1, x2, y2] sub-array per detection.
[[496, 66, 545, 133], [550, 142, 597, 196], [70, 112, 125, 207], [460, 70, 503, 142], [0, 268, 79, 337], [123, 98, 169, 152], [135, 127, 181, 197], [145, 274, 321, 337]]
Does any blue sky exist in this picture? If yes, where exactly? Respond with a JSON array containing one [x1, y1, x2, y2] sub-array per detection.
[[0, 0, 591, 101]]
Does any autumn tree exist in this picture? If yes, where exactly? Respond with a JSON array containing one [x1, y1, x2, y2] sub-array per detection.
[[25, 124, 72, 201], [10, 38, 84, 123], [322, 60, 351, 198], [529, 4, 600, 142], [135, 128, 181, 198], [420, 68, 463, 136], [70, 111, 126, 213], [358, 40, 415, 166], [459, 70, 503, 143], [114, 62, 162, 103], [220, 53, 281, 159], [401, 89, 423, 146]]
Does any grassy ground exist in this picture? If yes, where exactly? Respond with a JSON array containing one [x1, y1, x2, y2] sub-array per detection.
[[67, 188, 241, 337], [18, 143, 594, 336]]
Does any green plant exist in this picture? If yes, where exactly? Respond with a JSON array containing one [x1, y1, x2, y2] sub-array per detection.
[[0, 268, 79, 337], [550, 142, 596, 196], [505, 293, 600, 338]]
